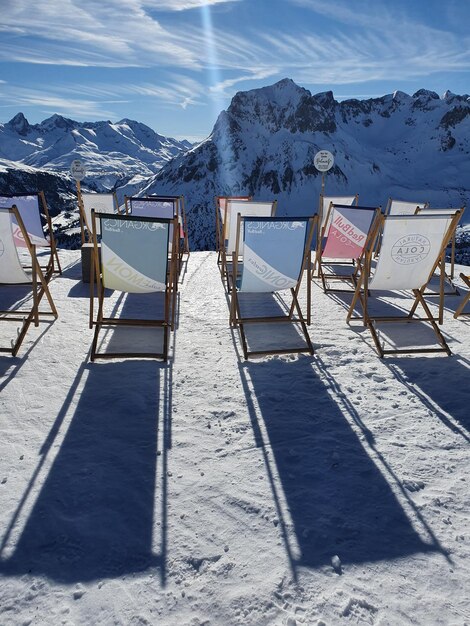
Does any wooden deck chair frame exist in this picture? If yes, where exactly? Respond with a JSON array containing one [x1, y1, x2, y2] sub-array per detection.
[[0, 206, 58, 356], [146, 195, 190, 259], [454, 273, 470, 318], [230, 215, 316, 359], [0, 191, 62, 279], [415, 206, 465, 283], [347, 212, 462, 357], [221, 200, 277, 292], [409, 208, 465, 321], [315, 204, 381, 293], [89, 212, 178, 362], [78, 191, 120, 244], [215, 196, 252, 268]]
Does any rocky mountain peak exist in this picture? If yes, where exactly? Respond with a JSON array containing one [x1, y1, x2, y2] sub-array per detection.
[[7, 112, 31, 136]]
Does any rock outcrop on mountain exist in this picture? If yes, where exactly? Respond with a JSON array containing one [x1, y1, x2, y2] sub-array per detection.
[[145, 79, 470, 249]]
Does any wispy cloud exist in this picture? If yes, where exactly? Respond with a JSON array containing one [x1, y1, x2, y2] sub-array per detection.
[[151, 0, 240, 10], [0, 1, 202, 68], [0, 86, 119, 119]]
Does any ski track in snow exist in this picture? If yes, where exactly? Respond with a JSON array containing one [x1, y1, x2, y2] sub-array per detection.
[[0, 250, 469, 626]]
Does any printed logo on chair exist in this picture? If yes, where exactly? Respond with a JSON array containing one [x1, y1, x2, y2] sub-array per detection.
[[101, 218, 169, 293], [391, 234, 431, 265], [240, 219, 307, 292], [323, 207, 372, 259], [101, 245, 166, 292]]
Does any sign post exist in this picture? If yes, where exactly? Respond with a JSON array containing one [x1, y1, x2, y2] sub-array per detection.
[[314, 149, 334, 197], [313, 150, 335, 256], [70, 160, 87, 244]]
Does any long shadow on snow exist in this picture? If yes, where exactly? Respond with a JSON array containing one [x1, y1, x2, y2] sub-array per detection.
[[386, 357, 470, 442], [239, 355, 442, 574], [0, 359, 171, 584]]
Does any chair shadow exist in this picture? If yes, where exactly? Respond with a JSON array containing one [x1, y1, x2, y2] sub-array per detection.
[[386, 357, 470, 442], [0, 359, 171, 584], [92, 289, 180, 358], [230, 291, 311, 355], [237, 355, 444, 577]]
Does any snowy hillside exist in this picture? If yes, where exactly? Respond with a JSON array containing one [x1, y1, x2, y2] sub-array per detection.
[[146, 79, 470, 249], [0, 250, 469, 625], [0, 113, 191, 193]]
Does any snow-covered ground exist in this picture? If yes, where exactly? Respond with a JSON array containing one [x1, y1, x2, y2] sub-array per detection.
[[0, 250, 469, 626]]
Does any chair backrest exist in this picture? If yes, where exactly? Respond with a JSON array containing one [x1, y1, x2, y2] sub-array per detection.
[[369, 214, 456, 291], [226, 200, 276, 254], [128, 197, 176, 219], [386, 198, 428, 216], [416, 207, 464, 216], [322, 205, 379, 259], [320, 194, 357, 230], [238, 217, 313, 292], [217, 196, 251, 220], [0, 193, 49, 247], [95, 213, 173, 293], [81, 193, 118, 236], [0, 207, 32, 284]]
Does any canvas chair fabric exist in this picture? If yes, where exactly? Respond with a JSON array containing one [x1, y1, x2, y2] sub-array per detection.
[[230, 215, 316, 359], [146, 194, 190, 256], [316, 204, 381, 293], [0, 192, 61, 278], [89, 212, 178, 361], [319, 194, 358, 232], [0, 206, 57, 356], [347, 212, 462, 357], [386, 198, 428, 216], [416, 206, 465, 283], [221, 200, 277, 292], [79, 192, 119, 241], [374, 198, 429, 258], [215, 195, 251, 260], [226, 200, 277, 256], [126, 196, 176, 219]]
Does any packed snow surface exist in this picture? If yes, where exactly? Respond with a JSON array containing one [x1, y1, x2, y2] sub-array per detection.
[[0, 250, 469, 625]]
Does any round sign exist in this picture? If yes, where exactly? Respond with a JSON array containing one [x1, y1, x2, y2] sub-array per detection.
[[314, 150, 334, 172], [70, 159, 86, 181]]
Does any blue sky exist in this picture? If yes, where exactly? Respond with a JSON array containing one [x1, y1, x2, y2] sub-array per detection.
[[0, 0, 469, 142]]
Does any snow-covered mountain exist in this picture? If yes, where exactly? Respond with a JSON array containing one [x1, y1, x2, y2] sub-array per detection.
[[0, 113, 191, 192], [145, 79, 470, 249], [1, 79, 469, 253]]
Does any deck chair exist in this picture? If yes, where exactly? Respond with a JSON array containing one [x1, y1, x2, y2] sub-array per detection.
[[89, 212, 178, 361], [0, 192, 61, 279], [78, 192, 120, 243], [416, 206, 464, 283], [146, 195, 190, 258], [215, 196, 251, 267], [374, 198, 429, 257], [0, 206, 57, 356], [347, 212, 462, 357], [126, 196, 182, 284], [221, 200, 277, 291], [230, 215, 316, 359], [454, 274, 470, 318], [386, 198, 429, 216], [318, 194, 358, 248], [315, 204, 381, 293]]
